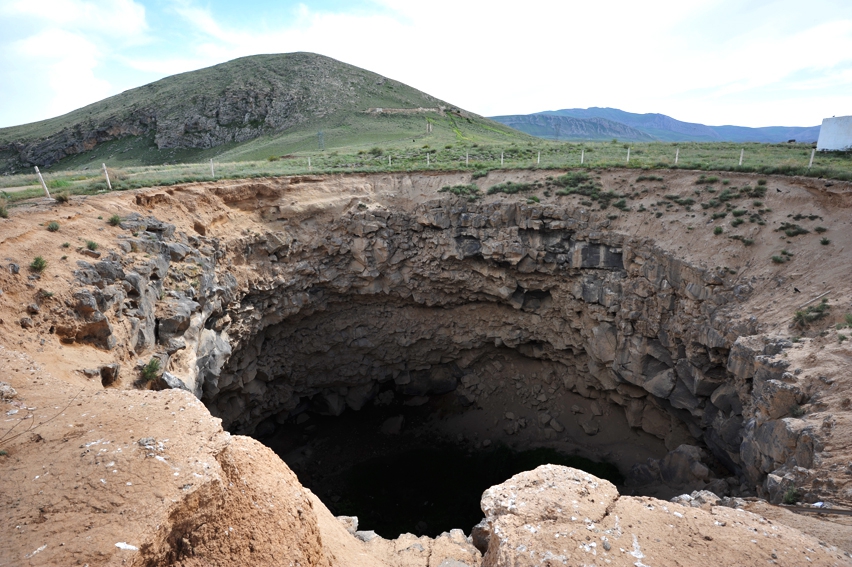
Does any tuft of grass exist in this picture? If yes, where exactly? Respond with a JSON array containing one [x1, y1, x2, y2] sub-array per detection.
[[714, 226, 723, 235], [782, 487, 801, 505], [439, 184, 481, 201], [776, 222, 809, 237], [61, 242, 70, 248], [0, 199, 7, 219], [54, 191, 70, 204], [793, 298, 830, 328], [757, 179, 767, 186], [47, 221, 60, 232], [108, 214, 122, 227], [86, 240, 99, 251], [821, 237, 831, 245], [30, 256, 47, 272], [140, 358, 161, 382], [487, 181, 534, 195]]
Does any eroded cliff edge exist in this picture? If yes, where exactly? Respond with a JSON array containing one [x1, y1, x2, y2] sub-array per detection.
[[2, 169, 852, 565]]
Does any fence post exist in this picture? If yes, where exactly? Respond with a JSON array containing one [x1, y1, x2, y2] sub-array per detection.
[[101, 163, 112, 190], [675, 148, 679, 164], [537, 151, 540, 165], [626, 148, 630, 163], [500, 152, 504, 166], [808, 148, 815, 169], [427, 154, 430, 166], [739, 148, 744, 166], [34, 166, 51, 199], [210, 159, 214, 179], [466, 152, 469, 166], [389, 155, 392, 167], [581, 149, 584, 164]]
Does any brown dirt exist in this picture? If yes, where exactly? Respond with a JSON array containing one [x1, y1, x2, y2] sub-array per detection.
[[2, 168, 852, 565]]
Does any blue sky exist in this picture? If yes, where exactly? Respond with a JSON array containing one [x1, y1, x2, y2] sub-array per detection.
[[1, 0, 851, 128]]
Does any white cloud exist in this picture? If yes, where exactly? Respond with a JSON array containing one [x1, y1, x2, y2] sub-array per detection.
[[2, 0, 851, 128]]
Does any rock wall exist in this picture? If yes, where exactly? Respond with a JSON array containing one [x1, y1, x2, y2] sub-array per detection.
[[44, 176, 822, 499]]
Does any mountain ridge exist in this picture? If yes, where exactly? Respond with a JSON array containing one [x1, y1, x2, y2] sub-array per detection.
[[491, 107, 821, 143]]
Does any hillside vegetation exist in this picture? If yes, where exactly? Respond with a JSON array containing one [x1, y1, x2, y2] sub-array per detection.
[[0, 52, 527, 172]]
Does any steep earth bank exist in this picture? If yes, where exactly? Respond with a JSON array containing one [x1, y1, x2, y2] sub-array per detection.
[[2, 169, 852, 565]]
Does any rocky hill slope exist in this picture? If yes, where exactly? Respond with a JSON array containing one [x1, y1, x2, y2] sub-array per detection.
[[0, 53, 524, 172], [2, 169, 852, 565]]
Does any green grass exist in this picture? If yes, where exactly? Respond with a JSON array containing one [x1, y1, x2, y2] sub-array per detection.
[[140, 358, 161, 382], [86, 240, 98, 251], [793, 298, 830, 328], [47, 221, 59, 232], [30, 256, 47, 272], [108, 214, 122, 226], [438, 184, 481, 201]]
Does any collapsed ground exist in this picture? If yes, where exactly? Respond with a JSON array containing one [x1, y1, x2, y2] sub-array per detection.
[[2, 168, 852, 565]]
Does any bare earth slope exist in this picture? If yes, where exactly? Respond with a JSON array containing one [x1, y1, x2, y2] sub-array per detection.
[[1, 168, 852, 566]]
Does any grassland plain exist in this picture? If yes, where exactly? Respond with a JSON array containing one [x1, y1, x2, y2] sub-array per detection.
[[1, 139, 850, 204]]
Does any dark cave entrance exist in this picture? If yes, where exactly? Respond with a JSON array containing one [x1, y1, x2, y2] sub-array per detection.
[[253, 379, 625, 539]]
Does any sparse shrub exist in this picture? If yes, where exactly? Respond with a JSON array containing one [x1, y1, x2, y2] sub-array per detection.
[[757, 179, 767, 186], [732, 209, 747, 217], [776, 222, 809, 237], [108, 214, 121, 226], [782, 487, 800, 504], [839, 334, 848, 343], [54, 191, 70, 203], [753, 200, 763, 207], [655, 212, 663, 218], [487, 181, 534, 195], [527, 196, 540, 203], [714, 226, 723, 235], [140, 358, 161, 382], [47, 221, 59, 232], [439, 184, 481, 201], [30, 256, 47, 273], [821, 238, 831, 245], [814, 226, 827, 233], [771, 255, 787, 264], [793, 298, 830, 328], [61, 242, 70, 248], [86, 240, 98, 251], [368, 147, 384, 156], [731, 218, 744, 227], [711, 212, 727, 220], [0, 199, 7, 219]]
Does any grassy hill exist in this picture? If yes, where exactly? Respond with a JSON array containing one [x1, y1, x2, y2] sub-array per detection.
[[0, 53, 528, 172]]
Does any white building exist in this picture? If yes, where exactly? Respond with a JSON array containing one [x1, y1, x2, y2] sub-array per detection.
[[817, 116, 852, 151]]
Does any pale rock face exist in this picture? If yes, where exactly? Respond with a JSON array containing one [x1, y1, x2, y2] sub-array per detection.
[[478, 465, 850, 567]]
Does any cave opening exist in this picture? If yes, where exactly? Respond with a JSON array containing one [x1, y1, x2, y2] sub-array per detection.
[[222, 293, 702, 539]]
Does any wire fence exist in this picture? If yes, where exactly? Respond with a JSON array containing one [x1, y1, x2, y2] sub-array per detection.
[[2, 141, 851, 202]]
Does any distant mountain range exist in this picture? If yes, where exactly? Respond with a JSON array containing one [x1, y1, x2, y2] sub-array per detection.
[[490, 107, 821, 144]]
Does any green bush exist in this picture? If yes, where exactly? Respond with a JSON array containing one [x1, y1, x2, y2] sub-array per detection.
[[86, 240, 98, 251], [140, 358, 161, 382], [487, 181, 534, 195], [776, 222, 809, 237], [47, 221, 60, 232], [771, 255, 787, 264], [757, 179, 767, 186], [439, 184, 481, 201], [782, 487, 800, 505], [793, 298, 830, 328], [61, 242, 70, 248], [108, 214, 122, 226], [821, 237, 831, 245], [714, 226, 723, 235], [814, 226, 827, 233], [54, 191, 70, 203], [30, 256, 47, 272]]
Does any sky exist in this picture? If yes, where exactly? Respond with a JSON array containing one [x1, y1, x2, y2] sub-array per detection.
[[1, 0, 851, 129]]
